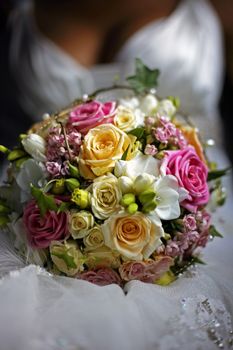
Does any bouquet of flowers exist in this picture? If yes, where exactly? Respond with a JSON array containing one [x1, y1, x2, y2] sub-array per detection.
[[0, 59, 227, 287]]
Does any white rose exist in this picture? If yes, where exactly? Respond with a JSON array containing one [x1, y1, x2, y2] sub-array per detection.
[[157, 99, 176, 118], [139, 94, 158, 115], [69, 210, 94, 239], [22, 134, 46, 162]]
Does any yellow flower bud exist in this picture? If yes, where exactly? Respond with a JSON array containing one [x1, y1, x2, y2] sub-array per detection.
[[71, 189, 90, 209], [65, 178, 80, 192], [0, 145, 9, 154], [121, 193, 136, 207], [155, 271, 176, 286], [127, 203, 138, 214], [51, 179, 65, 195]]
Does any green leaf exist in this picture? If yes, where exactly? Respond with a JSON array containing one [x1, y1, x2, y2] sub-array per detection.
[[209, 225, 223, 238], [126, 58, 160, 93], [208, 167, 231, 181], [51, 251, 77, 269], [128, 127, 145, 140], [57, 202, 70, 213], [31, 184, 58, 217], [192, 256, 206, 265], [121, 145, 130, 161]]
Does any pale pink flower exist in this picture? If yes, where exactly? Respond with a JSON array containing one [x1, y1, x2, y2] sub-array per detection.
[[164, 241, 180, 258], [183, 214, 197, 231], [46, 161, 62, 177], [79, 268, 122, 286], [144, 144, 158, 156]]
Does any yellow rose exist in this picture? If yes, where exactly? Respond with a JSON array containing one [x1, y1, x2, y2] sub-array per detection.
[[83, 225, 104, 250], [114, 106, 137, 132], [85, 245, 121, 269], [79, 124, 137, 179], [91, 173, 122, 219], [50, 240, 84, 276], [69, 210, 94, 239], [102, 212, 164, 260]]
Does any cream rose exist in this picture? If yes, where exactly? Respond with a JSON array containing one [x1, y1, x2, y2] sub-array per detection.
[[79, 124, 136, 179], [69, 210, 94, 239], [91, 173, 122, 219], [85, 245, 121, 269], [83, 225, 104, 250], [50, 240, 84, 276], [114, 106, 138, 132], [102, 212, 164, 260]]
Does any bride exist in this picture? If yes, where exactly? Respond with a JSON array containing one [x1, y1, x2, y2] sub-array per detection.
[[0, 0, 233, 349]]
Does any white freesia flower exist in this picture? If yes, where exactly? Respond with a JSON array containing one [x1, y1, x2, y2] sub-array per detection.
[[157, 99, 176, 118], [16, 159, 47, 203], [152, 175, 182, 220], [114, 152, 160, 179], [139, 94, 158, 115], [118, 176, 134, 194], [22, 133, 46, 162]]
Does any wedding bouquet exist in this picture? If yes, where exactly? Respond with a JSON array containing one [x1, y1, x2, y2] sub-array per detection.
[[0, 59, 227, 287]]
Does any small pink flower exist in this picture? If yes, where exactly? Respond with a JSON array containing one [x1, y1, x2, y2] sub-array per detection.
[[69, 100, 116, 135], [183, 214, 197, 231], [46, 161, 62, 177], [161, 147, 209, 212], [119, 256, 173, 283], [23, 200, 69, 248], [79, 268, 122, 286], [165, 241, 180, 258], [144, 144, 158, 156]]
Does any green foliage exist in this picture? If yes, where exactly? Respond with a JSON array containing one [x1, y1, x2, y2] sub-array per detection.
[[208, 167, 231, 181], [126, 58, 160, 94], [31, 184, 58, 217], [209, 225, 223, 238]]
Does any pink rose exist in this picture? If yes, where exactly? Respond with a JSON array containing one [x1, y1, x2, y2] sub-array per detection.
[[161, 147, 209, 212], [79, 267, 122, 286], [119, 256, 173, 283], [23, 200, 69, 248], [69, 100, 116, 134]]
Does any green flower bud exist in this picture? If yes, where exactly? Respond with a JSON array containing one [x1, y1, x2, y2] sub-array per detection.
[[15, 156, 30, 168], [7, 149, 27, 161], [68, 163, 80, 178], [138, 189, 155, 205], [71, 189, 90, 209], [142, 199, 157, 213], [0, 145, 9, 154], [127, 203, 138, 214], [121, 193, 136, 207], [134, 174, 154, 194], [65, 178, 80, 192], [164, 233, 171, 240], [52, 179, 66, 195]]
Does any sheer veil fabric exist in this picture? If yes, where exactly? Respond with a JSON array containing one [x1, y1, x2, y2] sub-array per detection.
[[1, 0, 233, 349]]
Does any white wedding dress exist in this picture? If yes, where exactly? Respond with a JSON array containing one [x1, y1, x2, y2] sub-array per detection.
[[1, 0, 233, 349]]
